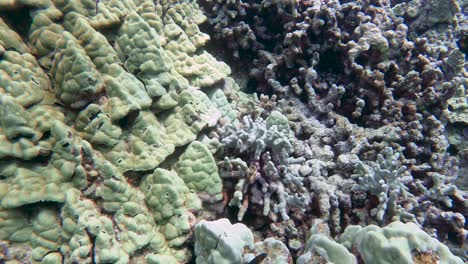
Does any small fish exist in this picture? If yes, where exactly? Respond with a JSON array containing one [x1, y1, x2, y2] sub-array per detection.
[[248, 253, 268, 264]]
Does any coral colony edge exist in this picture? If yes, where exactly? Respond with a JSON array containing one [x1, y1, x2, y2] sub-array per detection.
[[0, 0, 466, 263]]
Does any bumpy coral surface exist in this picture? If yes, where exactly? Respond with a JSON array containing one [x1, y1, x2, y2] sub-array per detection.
[[295, 220, 464, 264], [0, 0, 229, 262], [0, 0, 467, 263]]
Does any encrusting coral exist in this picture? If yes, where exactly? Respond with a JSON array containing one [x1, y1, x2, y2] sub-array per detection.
[[0, 0, 230, 262]]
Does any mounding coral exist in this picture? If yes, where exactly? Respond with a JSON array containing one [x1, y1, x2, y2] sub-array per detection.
[[0, 0, 229, 262], [296, 220, 464, 264]]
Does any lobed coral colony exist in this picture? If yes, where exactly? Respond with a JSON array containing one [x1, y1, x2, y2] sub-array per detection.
[[0, 0, 466, 263]]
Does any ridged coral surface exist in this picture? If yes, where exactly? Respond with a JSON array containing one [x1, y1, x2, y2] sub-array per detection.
[[0, 0, 228, 263], [0, 0, 466, 263]]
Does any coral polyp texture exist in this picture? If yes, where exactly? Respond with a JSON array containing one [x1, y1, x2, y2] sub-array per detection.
[[0, 0, 228, 262], [0, 0, 466, 263]]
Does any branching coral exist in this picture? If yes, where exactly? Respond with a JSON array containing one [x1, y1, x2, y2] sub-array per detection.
[[351, 147, 414, 222], [219, 111, 304, 222]]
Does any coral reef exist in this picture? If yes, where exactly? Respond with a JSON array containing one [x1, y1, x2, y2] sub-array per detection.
[[199, 0, 467, 260], [0, 0, 466, 263], [199, 0, 466, 185]]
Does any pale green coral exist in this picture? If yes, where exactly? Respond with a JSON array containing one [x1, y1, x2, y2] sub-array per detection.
[[173, 51, 231, 88], [29, 8, 65, 68], [136, 0, 165, 36], [195, 219, 294, 264], [141, 168, 201, 248], [266, 110, 290, 131], [206, 87, 237, 121], [103, 110, 175, 172], [61, 189, 130, 264], [54, 0, 136, 29], [81, 146, 161, 259], [66, 142, 188, 262], [0, 50, 48, 107], [63, 13, 119, 71], [0, 83, 71, 258], [154, 91, 179, 110], [30, 208, 63, 263], [0, 0, 239, 262], [75, 104, 122, 146], [297, 234, 357, 264], [161, 0, 231, 88], [161, 89, 221, 146], [175, 141, 222, 197], [297, 228, 357, 264], [338, 221, 464, 264], [146, 253, 179, 264], [0, 207, 64, 263], [0, 94, 40, 141], [51, 34, 105, 108], [91, 0, 137, 28], [115, 10, 185, 98], [103, 67, 153, 120], [0, 209, 32, 243], [297, 220, 464, 264], [0, 121, 83, 208]]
